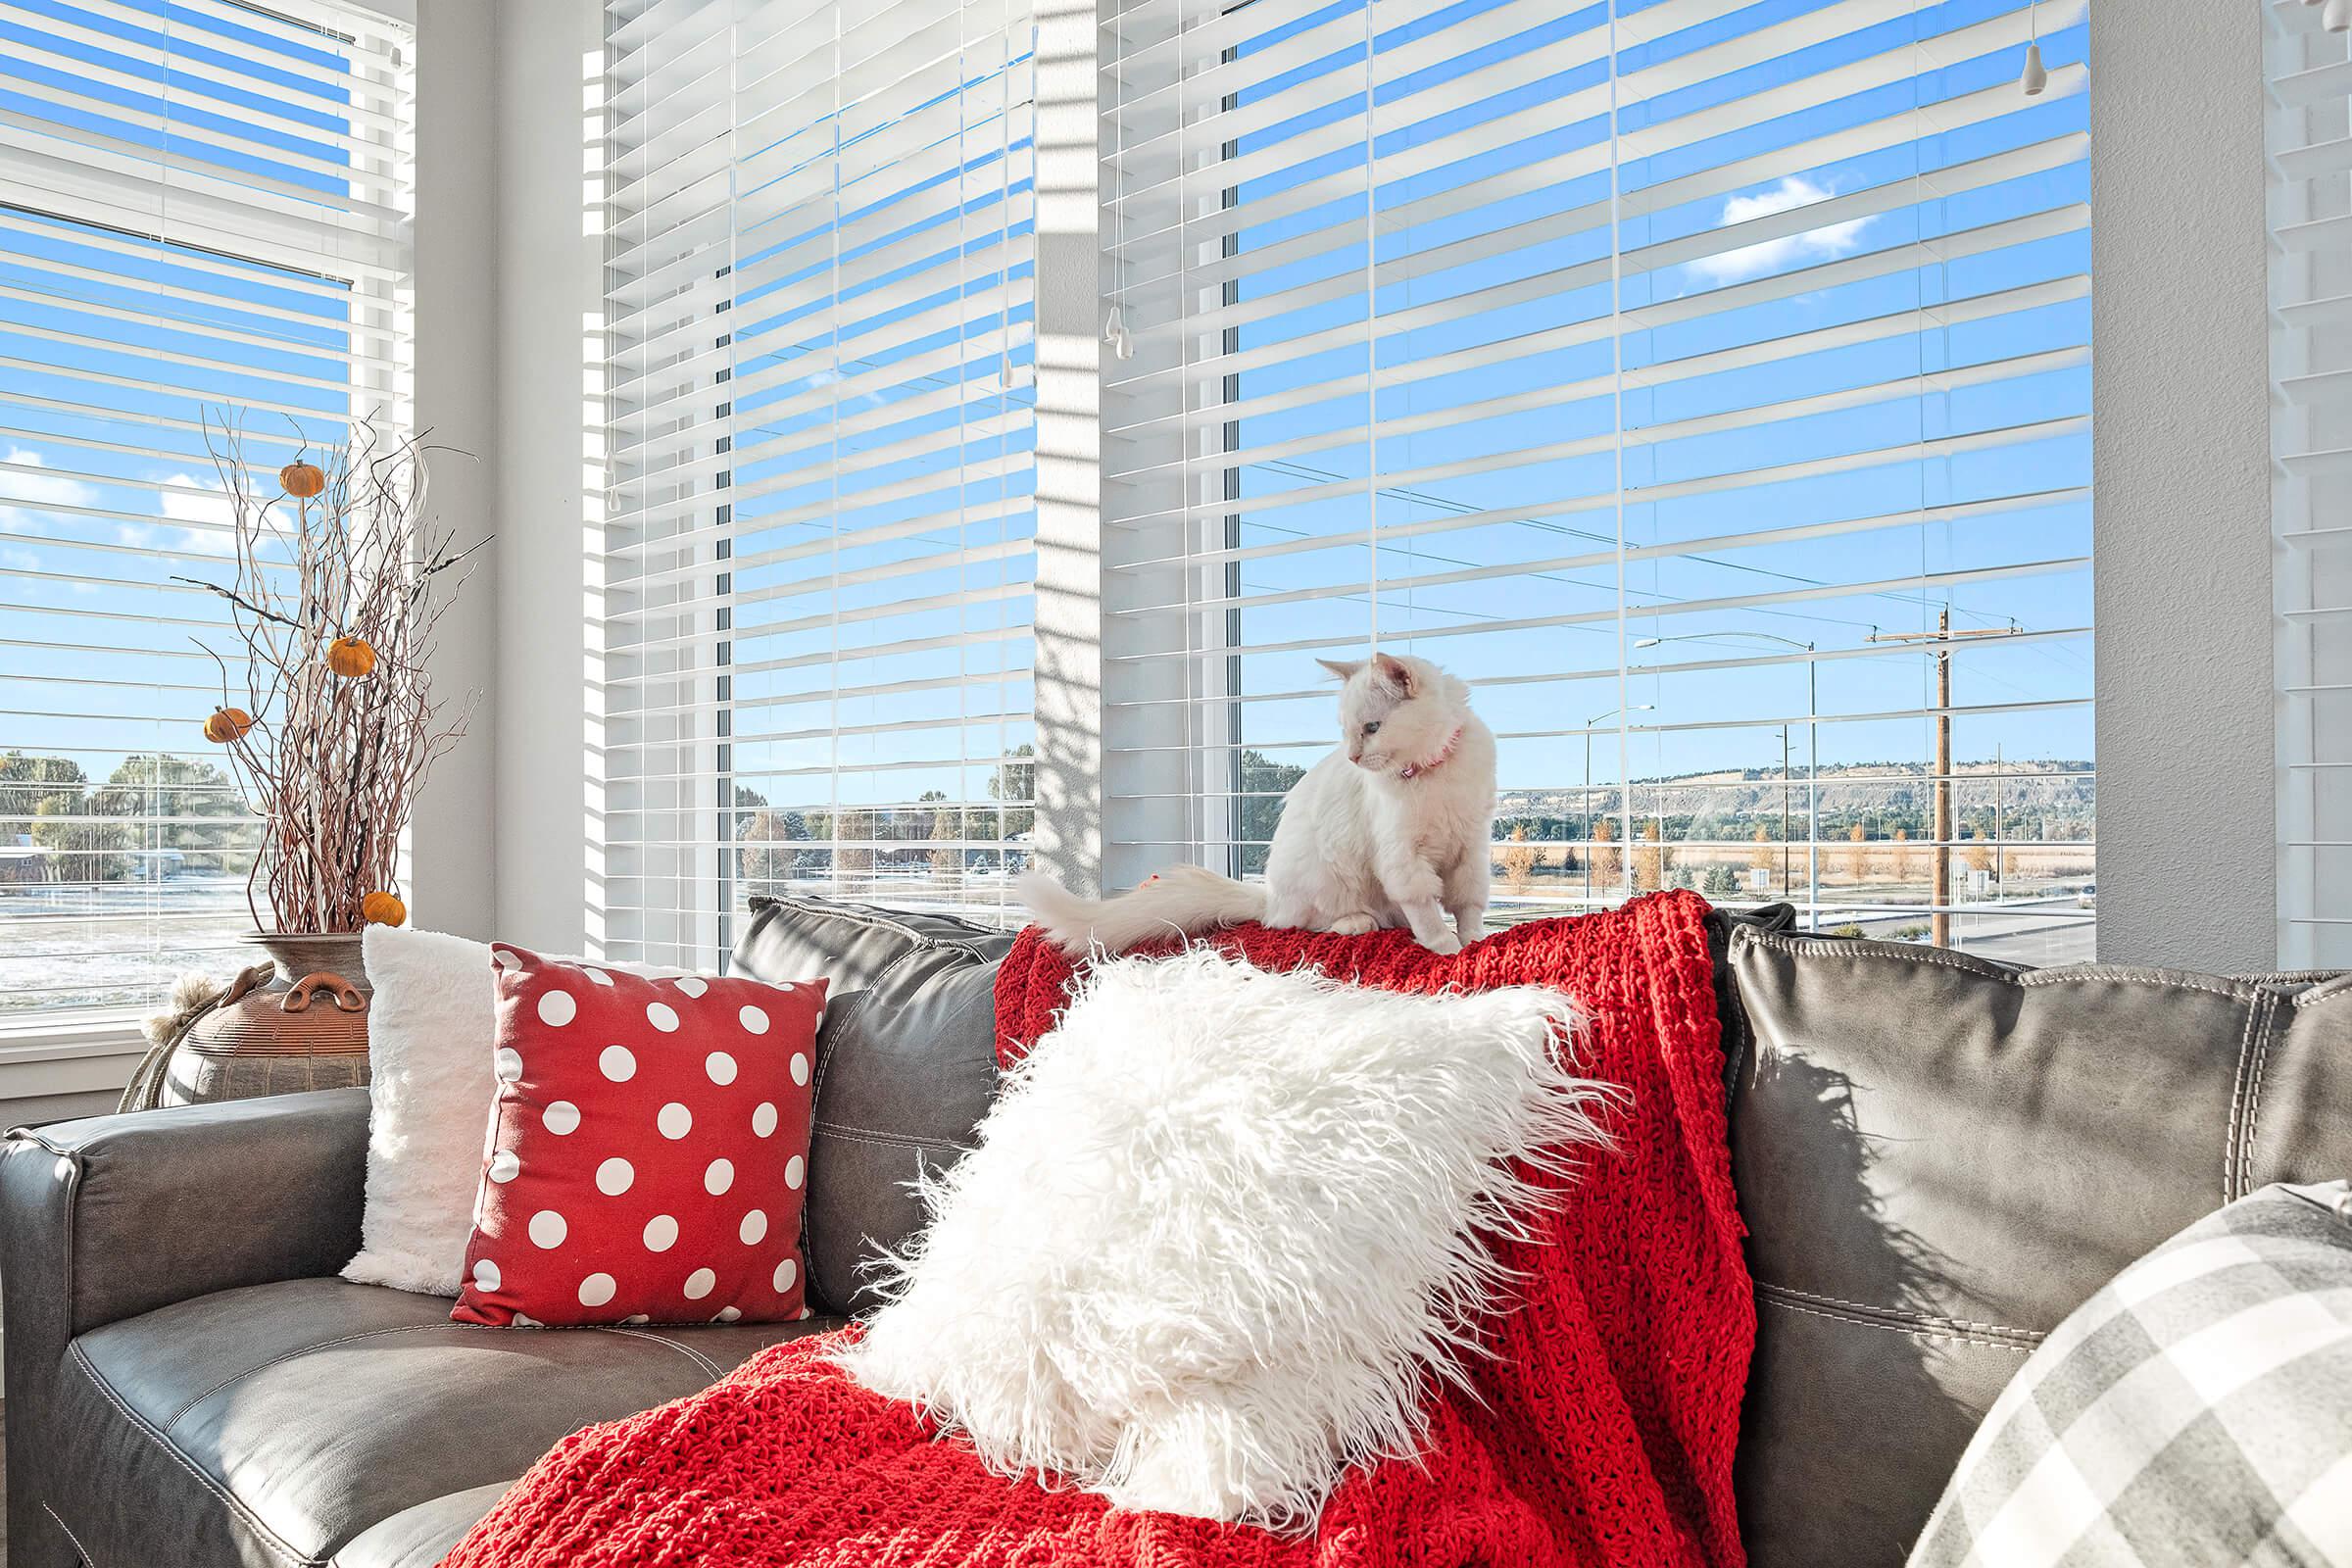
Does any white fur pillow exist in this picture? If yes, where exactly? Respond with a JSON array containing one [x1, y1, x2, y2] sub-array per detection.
[[343, 927, 681, 1296], [837, 949, 1610, 1530]]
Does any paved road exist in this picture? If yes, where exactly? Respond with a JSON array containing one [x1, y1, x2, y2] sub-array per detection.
[[1847, 898, 2097, 967]]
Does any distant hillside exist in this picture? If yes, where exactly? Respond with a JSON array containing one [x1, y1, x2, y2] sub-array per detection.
[[1498, 760, 2094, 842]]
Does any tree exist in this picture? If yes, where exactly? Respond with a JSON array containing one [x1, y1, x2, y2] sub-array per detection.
[[1499, 822, 1537, 897], [1965, 826, 1993, 876], [737, 808, 811, 886], [1839, 821, 1868, 884], [1238, 750, 1308, 875], [1748, 824, 1774, 890], [987, 745, 1036, 842], [1633, 819, 1664, 895], [91, 754, 251, 874], [1589, 814, 1621, 890]]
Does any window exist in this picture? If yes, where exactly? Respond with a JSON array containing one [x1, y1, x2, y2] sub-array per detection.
[[0, 0, 412, 1015], [2271, 0, 2352, 968], [602, 0, 1038, 967], [1100, 0, 2093, 960]]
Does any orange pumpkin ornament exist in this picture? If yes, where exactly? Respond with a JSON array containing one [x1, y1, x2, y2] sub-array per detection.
[[325, 636, 376, 678], [203, 707, 255, 744], [279, 462, 326, 499], [361, 891, 408, 927]]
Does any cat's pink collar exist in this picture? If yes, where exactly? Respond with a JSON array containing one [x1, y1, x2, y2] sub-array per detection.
[[1397, 726, 1464, 781]]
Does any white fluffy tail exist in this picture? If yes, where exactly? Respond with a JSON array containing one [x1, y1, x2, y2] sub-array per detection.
[[1015, 864, 1268, 956]]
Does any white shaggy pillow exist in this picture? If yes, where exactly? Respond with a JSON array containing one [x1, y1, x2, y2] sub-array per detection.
[[837, 949, 1611, 1530], [343, 927, 681, 1295]]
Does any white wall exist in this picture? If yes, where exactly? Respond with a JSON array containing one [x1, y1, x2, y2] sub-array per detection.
[[2089, 0, 2276, 973], [409, 0, 501, 941], [489, 0, 608, 955]]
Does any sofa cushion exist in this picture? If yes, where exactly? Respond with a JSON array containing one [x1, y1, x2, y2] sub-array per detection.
[[730, 894, 1000, 1004], [49, 1276, 840, 1568], [803, 938, 1011, 1316], [1727, 930, 2352, 1568]]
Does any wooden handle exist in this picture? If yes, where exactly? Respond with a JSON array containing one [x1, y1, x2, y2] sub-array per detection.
[[282, 972, 368, 1014], [219, 961, 276, 1007]]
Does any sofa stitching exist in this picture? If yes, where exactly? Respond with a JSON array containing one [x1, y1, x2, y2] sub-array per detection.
[[164, 1324, 456, 1434], [2225, 992, 2264, 1204], [1757, 1293, 2036, 1353], [811, 1119, 975, 1153], [590, 1325, 724, 1380], [42, 1501, 103, 1568], [68, 1341, 313, 1568], [1756, 1281, 2044, 1342], [1736, 929, 2249, 1000], [2242, 990, 2280, 1200]]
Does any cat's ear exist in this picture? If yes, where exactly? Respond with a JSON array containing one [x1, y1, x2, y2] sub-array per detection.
[[1370, 652, 1415, 696], [1316, 658, 1365, 682]]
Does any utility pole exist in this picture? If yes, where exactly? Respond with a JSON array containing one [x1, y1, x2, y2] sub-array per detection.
[[1867, 611, 2023, 949]]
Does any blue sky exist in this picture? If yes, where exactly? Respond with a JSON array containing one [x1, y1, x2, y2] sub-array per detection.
[[0, 0, 2092, 840]]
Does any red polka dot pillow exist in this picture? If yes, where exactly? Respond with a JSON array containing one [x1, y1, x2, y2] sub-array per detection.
[[452, 944, 826, 1328]]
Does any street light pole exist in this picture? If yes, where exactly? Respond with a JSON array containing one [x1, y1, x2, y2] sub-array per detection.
[[1866, 612, 2024, 948], [1585, 705, 1650, 909], [1633, 633, 1815, 917]]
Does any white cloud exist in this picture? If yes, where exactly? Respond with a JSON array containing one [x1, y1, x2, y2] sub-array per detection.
[[0, 447, 238, 564], [1687, 175, 1874, 287]]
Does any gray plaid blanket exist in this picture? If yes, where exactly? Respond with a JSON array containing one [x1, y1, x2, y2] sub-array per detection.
[[1910, 1179, 2352, 1568]]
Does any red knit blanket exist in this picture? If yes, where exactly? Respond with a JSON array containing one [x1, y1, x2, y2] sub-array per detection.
[[441, 890, 1752, 1568]]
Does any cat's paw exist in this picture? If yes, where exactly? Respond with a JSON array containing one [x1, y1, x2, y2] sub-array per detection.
[[1419, 930, 1463, 956], [1328, 912, 1378, 936]]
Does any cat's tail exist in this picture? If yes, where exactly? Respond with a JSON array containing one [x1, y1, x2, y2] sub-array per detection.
[[1014, 864, 1268, 956]]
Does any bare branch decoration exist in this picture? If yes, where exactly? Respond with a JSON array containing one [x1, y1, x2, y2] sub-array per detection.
[[187, 411, 488, 935]]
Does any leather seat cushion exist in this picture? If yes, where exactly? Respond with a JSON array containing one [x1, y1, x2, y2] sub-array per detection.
[[1727, 930, 2352, 1568], [51, 1277, 840, 1567]]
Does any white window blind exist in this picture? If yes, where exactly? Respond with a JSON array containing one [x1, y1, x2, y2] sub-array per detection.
[[2270, 0, 2352, 968], [1101, 0, 2094, 962], [602, 0, 1039, 967], [0, 0, 412, 1014]]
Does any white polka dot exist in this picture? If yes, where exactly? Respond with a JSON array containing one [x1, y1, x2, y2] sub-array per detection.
[[472, 1257, 502, 1292], [600, 1045, 636, 1083], [577, 1272, 616, 1308], [596, 1156, 635, 1196], [773, 1256, 797, 1293], [537, 989, 577, 1027], [706, 1052, 738, 1086], [514, 1312, 541, 1328], [785, 1153, 805, 1190], [683, 1267, 716, 1300], [622, 1313, 650, 1325], [705, 1158, 735, 1196], [493, 947, 521, 971], [528, 1209, 567, 1250], [643, 1214, 679, 1252], [488, 1149, 520, 1183], [543, 1101, 581, 1136], [714, 1305, 743, 1323], [583, 967, 613, 987], [676, 976, 709, 998], [752, 1102, 779, 1138], [494, 1047, 523, 1084], [739, 1208, 767, 1245], [739, 1004, 769, 1035], [646, 1002, 680, 1034], [658, 1102, 693, 1140], [797, 1305, 812, 1320], [790, 1052, 809, 1087], [773, 981, 795, 994]]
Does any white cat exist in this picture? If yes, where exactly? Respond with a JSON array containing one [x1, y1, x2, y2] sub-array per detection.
[[1018, 652, 1496, 956]]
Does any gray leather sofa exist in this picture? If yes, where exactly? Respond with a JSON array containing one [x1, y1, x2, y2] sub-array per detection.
[[3, 897, 2347, 1568]]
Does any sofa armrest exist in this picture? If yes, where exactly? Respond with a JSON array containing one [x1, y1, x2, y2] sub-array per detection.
[[0, 1087, 369, 1344], [0, 1088, 370, 1568]]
